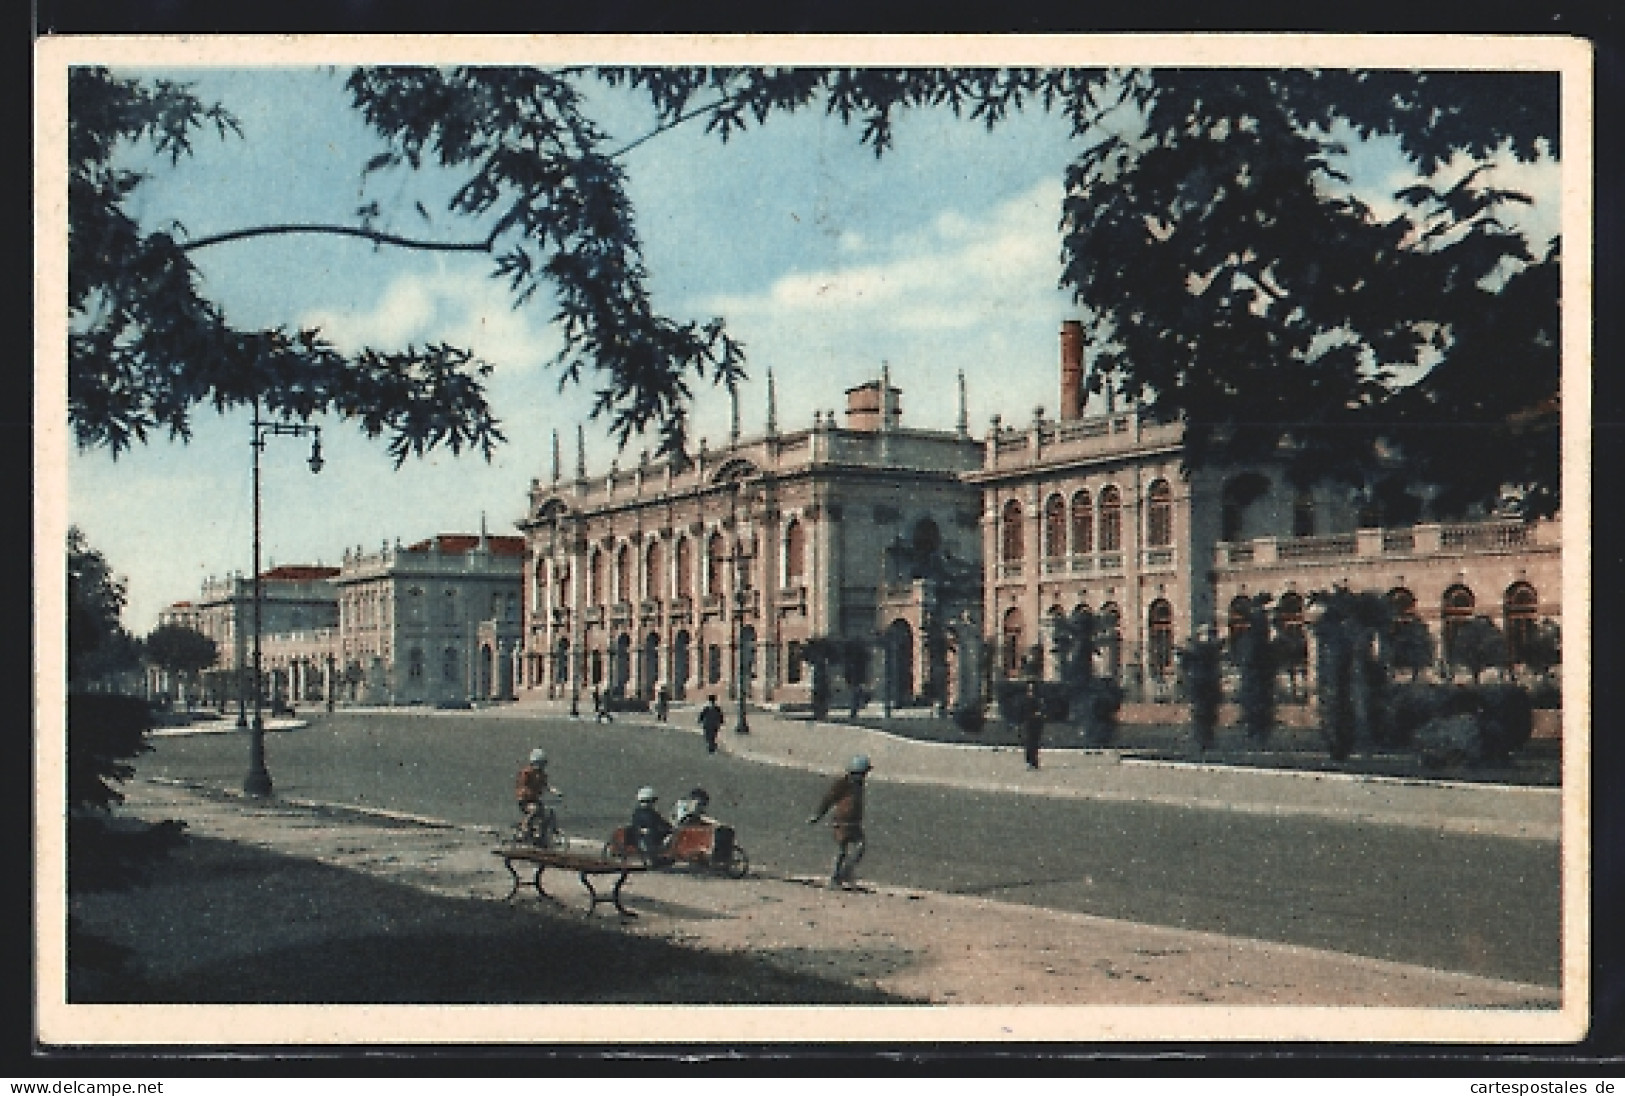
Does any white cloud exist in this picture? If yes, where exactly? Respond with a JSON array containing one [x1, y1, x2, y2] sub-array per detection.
[[301, 271, 557, 371], [706, 178, 1066, 333]]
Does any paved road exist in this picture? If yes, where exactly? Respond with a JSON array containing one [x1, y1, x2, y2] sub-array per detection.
[[139, 709, 1562, 986]]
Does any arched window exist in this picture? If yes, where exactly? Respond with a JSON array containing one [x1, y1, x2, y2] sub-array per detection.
[[1001, 607, 1026, 678], [1147, 599, 1175, 678], [1098, 602, 1123, 681], [615, 544, 633, 604], [644, 540, 664, 602], [784, 519, 806, 584], [1275, 592, 1307, 668], [1227, 594, 1253, 650], [588, 550, 603, 606], [1098, 486, 1122, 552], [1504, 582, 1540, 664], [675, 538, 692, 600], [1388, 586, 1418, 620], [1442, 584, 1475, 664], [1070, 490, 1093, 555], [1001, 499, 1024, 562], [706, 532, 726, 596], [1147, 479, 1174, 548], [1043, 494, 1067, 560], [1292, 489, 1316, 538]]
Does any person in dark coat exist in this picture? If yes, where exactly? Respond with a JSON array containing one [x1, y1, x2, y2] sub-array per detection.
[[807, 754, 872, 889], [1021, 681, 1045, 770], [593, 685, 613, 723], [654, 685, 671, 722], [630, 786, 672, 862], [697, 694, 725, 753]]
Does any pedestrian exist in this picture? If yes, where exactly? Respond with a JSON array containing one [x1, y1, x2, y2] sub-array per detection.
[[807, 754, 872, 889], [655, 684, 671, 722], [847, 684, 865, 721], [593, 685, 613, 723], [1021, 681, 1045, 770], [697, 694, 724, 753]]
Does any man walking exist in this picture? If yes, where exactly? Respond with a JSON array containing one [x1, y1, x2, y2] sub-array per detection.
[[697, 694, 725, 753], [593, 686, 613, 724], [1021, 681, 1045, 770], [808, 754, 872, 889]]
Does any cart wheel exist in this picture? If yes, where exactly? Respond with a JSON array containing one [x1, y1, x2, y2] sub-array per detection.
[[725, 845, 749, 879]]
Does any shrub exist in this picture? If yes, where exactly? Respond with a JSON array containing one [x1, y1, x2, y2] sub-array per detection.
[[1528, 679, 1561, 709], [1236, 600, 1278, 743], [1081, 680, 1124, 746], [952, 705, 986, 734], [1182, 638, 1223, 752], [1393, 683, 1534, 766]]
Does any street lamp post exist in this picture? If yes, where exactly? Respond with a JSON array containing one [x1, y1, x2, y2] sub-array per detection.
[[244, 405, 325, 798]]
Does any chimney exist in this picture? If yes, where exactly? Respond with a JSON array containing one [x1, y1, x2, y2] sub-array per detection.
[[843, 379, 902, 432], [1060, 319, 1084, 421]]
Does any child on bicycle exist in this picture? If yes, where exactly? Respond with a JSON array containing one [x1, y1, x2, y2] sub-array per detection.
[[515, 748, 561, 843]]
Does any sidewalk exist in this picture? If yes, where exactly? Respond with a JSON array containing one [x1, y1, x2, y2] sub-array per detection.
[[495, 699, 1564, 842], [86, 776, 1561, 1017]]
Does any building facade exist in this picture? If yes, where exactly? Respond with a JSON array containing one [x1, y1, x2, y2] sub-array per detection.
[[173, 533, 525, 710], [971, 321, 1563, 694], [332, 531, 525, 706], [518, 372, 985, 710]]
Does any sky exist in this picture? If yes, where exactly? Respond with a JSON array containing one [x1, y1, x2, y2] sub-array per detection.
[[60, 64, 1561, 633]]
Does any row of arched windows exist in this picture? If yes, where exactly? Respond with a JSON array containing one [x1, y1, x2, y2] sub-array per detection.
[[1003, 479, 1174, 563], [535, 518, 811, 609]]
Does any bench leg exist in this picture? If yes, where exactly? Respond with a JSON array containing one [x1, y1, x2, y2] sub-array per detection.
[[502, 857, 547, 901], [577, 870, 638, 918]]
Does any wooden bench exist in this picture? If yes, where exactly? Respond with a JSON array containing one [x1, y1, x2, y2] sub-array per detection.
[[493, 847, 649, 917]]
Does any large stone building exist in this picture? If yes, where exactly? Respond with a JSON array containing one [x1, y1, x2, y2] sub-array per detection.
[[971, 321, 1562, 694], [517, 370, 985, 710], [332, 530, 526, 706], [173, 531, 525, 710], [189, 565, 341, 709]]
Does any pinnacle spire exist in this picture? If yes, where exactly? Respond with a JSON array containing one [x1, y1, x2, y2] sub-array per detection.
[[766, 368, 778, 437]]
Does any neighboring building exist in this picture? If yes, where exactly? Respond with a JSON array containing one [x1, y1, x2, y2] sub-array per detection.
[[173, 532, 524, 710], [189, 565, 340, 710], [517, 369, 986, 710], [332, 530, 526, 706], [970, 321, 1563, 694]]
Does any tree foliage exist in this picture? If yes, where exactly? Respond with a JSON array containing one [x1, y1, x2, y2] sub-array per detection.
[[1449, 615, 1509, 682], [71, 66, 1560, 509], [70, 67, 504, 464], [144, 623, 219, 694], [67, 525, 142, 686]]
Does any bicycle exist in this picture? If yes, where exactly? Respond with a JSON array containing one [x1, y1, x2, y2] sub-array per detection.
[[509, 797, 566, 850]]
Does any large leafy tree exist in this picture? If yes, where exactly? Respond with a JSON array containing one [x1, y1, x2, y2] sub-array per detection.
[[71, 66, 1560, 514], [144, 623, 219, 704]]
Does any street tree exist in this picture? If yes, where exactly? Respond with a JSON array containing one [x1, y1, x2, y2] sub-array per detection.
[[1449, 615, 1510, 683], [144, 623, 220, 708], [73, 67, 1559, 513]]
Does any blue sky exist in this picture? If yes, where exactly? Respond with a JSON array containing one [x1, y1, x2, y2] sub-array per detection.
[[62, 64, 1560, 632]]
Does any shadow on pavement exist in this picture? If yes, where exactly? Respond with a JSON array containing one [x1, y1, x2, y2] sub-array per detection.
[[69, 834, 916, 1005]]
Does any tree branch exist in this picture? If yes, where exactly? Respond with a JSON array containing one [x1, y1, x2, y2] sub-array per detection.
[[179, 223, 492, 254], [605, 94, 735, 160]]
